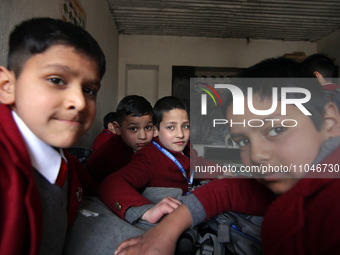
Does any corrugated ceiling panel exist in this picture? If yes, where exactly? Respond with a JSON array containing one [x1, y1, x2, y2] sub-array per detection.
[[106, 0, 340, 41]]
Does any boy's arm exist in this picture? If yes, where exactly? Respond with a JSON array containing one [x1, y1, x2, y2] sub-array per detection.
[[116, 177, 274, 255], [98, 161, 152, 219], [99, 152, 181, 220], [125, 187, 183, 224], [191, 178, 274, 220], [115, 204, 192, 255], [100, 166, 182, 223]]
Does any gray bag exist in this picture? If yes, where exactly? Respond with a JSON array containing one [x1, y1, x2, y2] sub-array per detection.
[[208, 211, 263, 255], [176, 211, 263, 255]]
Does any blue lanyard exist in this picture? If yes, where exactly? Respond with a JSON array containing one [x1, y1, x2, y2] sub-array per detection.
[[152, 141, 194, 191]]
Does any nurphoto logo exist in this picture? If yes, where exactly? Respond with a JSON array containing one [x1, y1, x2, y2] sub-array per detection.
[[197, 80, 312, 128], [201, 83, 311, 116]]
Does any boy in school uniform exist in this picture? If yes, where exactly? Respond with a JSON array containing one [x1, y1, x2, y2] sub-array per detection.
[[99, 96, 193, 224], [91, 111, 117, 151], [115, 58, 340, 255], [86, 95, 154, 183], [0, 17, 105, 255]]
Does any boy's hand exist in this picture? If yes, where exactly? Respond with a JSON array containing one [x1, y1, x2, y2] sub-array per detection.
[[114, 230, 175, 255], [116, 204, 192, 255], [141, 197, 181, 223]]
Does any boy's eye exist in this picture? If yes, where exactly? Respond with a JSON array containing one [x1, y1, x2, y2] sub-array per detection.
[[183, 124, 190, 129], [48, 77, 65, 86], [235, 138, 249, 147], [167, 126, 174, 130], [145, 125, 153, 130], [129, 127, 137, 132], [268, 127, 286, 137], [83, 87, 98, 96]]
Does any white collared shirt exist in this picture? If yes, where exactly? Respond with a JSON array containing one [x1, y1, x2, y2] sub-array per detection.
[[12, 111, 65, 184]]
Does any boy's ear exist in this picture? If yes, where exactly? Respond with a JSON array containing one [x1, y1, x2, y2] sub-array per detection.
[[0, 66, 15, 104], [113, 121, 121, 135], [153, 126, 159, 137], [321, 102, 340, 138], [107, 122, 116, 134]]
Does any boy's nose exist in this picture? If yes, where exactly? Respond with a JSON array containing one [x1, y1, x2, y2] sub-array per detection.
[[249, 140, 271, 164], [138, 129, 147, 139], [176, 128, 184, 138], [65, 86, 86, 111]]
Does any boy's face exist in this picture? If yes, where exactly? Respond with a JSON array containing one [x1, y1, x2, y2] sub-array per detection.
[[115, 114, 154, 151], [155, 109, 190, 152], [1, 45, 101, 148], [227, 94, 329, 194]]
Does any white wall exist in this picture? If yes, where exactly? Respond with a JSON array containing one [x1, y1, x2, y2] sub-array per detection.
[[77, 0, 119, 148], [317, 28, 340, 67], [118, 35, 317, 104], [0, 0, 119, 148]]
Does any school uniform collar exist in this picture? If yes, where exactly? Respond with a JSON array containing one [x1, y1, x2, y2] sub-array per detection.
[[322, 83, 340, 90], [322, 82, 338, 87], [12, 110, 65, 184], [313, 137, 340, 166], [102, 129, 112, 134], [294, 138, 340, 194]]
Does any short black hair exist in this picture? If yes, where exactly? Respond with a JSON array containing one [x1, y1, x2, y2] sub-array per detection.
[[115, 95, 153, 124], [224, 57, 329, 130], [8, 17, 106, 79], [153, 96, 188, 129], [302, 53, 338, 80], [240, 57, 311, 78], [103, 112, 116, 129]]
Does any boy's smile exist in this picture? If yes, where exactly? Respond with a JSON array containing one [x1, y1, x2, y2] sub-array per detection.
[[227, 94, 328, 194], [115, 114, 154, 151], [155, 109, 190, 152], [8, 45, 101, 148]]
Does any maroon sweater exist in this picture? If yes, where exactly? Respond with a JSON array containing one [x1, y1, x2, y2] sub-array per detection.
[[86, 134, 134, 183], [262, 145, 340, 255], [0, 104, 97, 255], [91, 129, 114, 151], [98, 138, 206, 219], [192, 144, 340, 255]]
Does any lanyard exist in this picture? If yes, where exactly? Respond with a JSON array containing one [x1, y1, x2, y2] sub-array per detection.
[[152, 141, 194, 191]]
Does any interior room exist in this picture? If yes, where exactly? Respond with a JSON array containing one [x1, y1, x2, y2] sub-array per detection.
[[1, 0, 340, 149]]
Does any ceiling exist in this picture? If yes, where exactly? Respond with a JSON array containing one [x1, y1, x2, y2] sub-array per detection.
[[105, 0, 340, 42]]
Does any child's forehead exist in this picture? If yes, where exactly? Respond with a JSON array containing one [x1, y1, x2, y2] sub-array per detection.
[[123, 114, 153, 124], [47, 44, 93, 59], [161, 108, 189, 121], [18, 44, 98, 74]]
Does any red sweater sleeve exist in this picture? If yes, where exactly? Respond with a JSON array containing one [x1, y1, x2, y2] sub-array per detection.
[[98, 153, 154, 219], [192, 178, 274, 220]]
